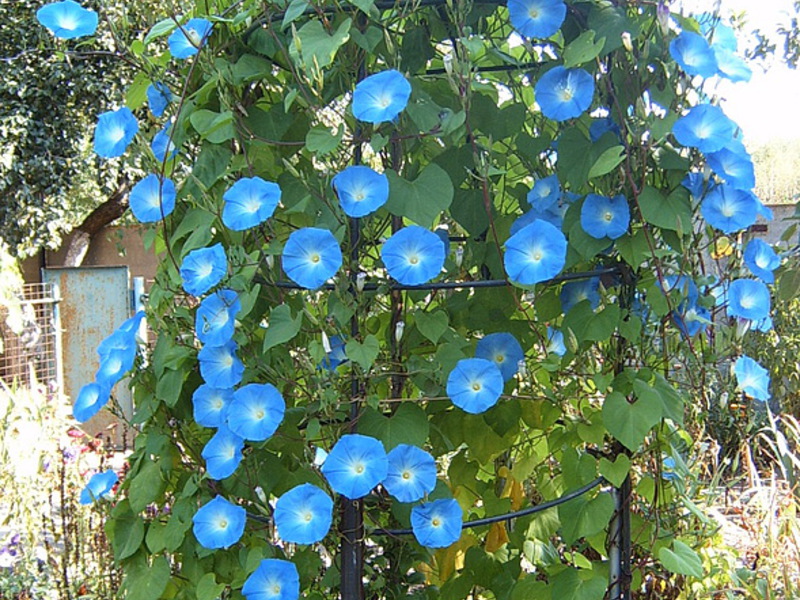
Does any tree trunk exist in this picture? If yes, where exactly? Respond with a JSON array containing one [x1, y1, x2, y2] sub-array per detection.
[[62, 181, 129, 267]]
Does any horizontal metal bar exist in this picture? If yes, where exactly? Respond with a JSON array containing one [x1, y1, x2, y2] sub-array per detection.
[[372, 476, 606, 536]]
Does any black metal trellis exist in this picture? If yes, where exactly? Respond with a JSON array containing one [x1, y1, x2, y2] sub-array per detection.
[[246, 2, 634, 598]]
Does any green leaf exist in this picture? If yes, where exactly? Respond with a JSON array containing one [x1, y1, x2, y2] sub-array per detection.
[[602, 390, 662, 451], [155, 368, 186, 408], [282, 0, 309, 29], [125, 73, 150, 110], [588, 145, 625, 179], [144, 18, 178, 45], [263, 305, 303, 351], [292, 18, 352, 70], [197, 573, 226, 600], [348, 0, 375, 13], [557, 128, 593, 189], [189, 109, 235, 143], [616, 229, 650, 267], [563, 30, 606, 68], [192, 144, 232, 190], [109, 501, 144, 560], [638, 186, 693, 233], [599, 455, 631, 488], [305, 124, 343, 155], [559, 492, 614, 545], [128, 461, 166, 513], [779, 267, 800, 302], [358, 403, 430, 449], [588, 3, 638, 55], [562, 303, 620, 343], [345, 335, 380, 370], [415, 310, 449, 343], [551, 568, 607, 600], [659, 540, 704, 578], [124, 554, 171, 600], [450, 189, 490, 236], [385, 164, 454, 228]]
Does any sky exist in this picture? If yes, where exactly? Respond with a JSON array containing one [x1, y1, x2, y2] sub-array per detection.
[[681, 0, 800, 144]]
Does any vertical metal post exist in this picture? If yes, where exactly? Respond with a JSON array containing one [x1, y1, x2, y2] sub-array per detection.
[[50, 281, 65, 395], [608, 476, 632, 600]]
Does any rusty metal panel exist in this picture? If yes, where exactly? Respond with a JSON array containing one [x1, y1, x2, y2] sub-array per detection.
[[42, 266, 133, 445]]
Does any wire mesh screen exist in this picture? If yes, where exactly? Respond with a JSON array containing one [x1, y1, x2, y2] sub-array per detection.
[[0, 283, 61, 390]]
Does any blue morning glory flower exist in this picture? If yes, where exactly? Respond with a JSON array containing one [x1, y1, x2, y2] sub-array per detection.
[[36, 1, 98, 39], [560, 277, 601, 314], [527, 174, 561, 211], [475, 332, 524, 382], [274, 483, 334, 544], [589, 116, 621, 142], [129, 174, 176, 223], [320, 434, 388, 500], [446, 358, 504, 414], [192, 385, 233, 428], [282, 228, 343, 289], [222, 177, 281, 231], [714, 48, 752, 82], [507, 0, 566, 39], [727, 279, 771, 322], [192, 496, 246, 549], [669, 32, 718, 78], [352, 70, 412, 124], [681, 172, 707, 201], [95, 346, 135, 389], [535, 67, 595, 122], [202, 426, 245, 480], [151, 124, 178, 163], [734, 356, 770, 401], [195, 289, 241, 346], [503, 219, 567, 285], [168, 18, 213, 60], [180, 243, 227, 296], [381, 226, 447, 286], [744, 239, 780, 284], [511, 204, 563, 234], [700, 185, 759, 234], [581, 194, 630, 239], [672, 104, 736, 153], [79, 470, 118, 504], [147, 82, 172, 118], [383, 444, 438, 503], [72, 382, 110, 423], [332, 166, 390, 218], [706, 139, 754, 190], [226, 383, 285, 442], [546, 327, 567, 356], [93, 107, 138, 159], [673, 304, 711, 338], [198, 341, 245, 388], [242, 559, 300, 600], [320, 334, 348, 371], [662, 275, 700, 308], [410, 498, 463, 548]]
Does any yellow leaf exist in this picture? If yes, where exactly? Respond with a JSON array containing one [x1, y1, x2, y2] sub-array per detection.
[[485, 521, 509, 552]]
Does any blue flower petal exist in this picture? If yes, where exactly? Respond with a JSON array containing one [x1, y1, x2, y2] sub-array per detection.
[[192, 496, 246, 549], [36, 0, 98, 39], [198, 341, 245, 388], [129, 175, 176, 223], [274, 483, 333, 544], [507, 0, 566, 39], [475, 332, 524, 381], [734, 356, 770, 401], [222, 177, 281, 231], [381, 226, 446, 286], [727, 279, 771, 322], [320, 334, 348, 371], [447, 358, 504, 414], [147, 82, 172, 118], [95, 346, 135, 388], [410, 498, 463, 548], [151, 124, 179, 163], [672, 104, 736, 153], [72, 382, 110, 423], [706, 139, 754, 190], [242, 559, 301, 600], [352, 70, 412, 124], [321, 434, 388, 500], [79, 470, 117, 504], [192, 385, 234, 428], [743, 239, 780, 284], [180, 243, 227, 296], [383, 444, 437, 503], [168, 18, 213, 59], [202, 426, 244, 480], [527, 174, 561, 211], [560, 277, 601, 314], [282, 228, 343, 289], [226, 383, 285, 442], [546, 327, 566, 356], [195, 289, 240, 346], [332, 166, 390, 217], [503, 219, 567, 285], [580, 194, 630, 240], [714, 48, 752, 82], [700, 185, 759, 234], [669, 31, 718, 78], [535, 66, 594, 122], [93, 107, 138, 158]]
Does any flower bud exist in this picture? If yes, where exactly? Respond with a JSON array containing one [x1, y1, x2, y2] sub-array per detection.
[[394, 320, 405, 343]]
